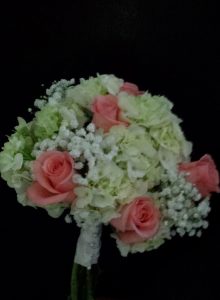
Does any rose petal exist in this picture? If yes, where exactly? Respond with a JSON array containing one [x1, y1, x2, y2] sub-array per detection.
[[92, 112, 127, 132], [56, 179, 75, 193], [47, 153, 74, 189], [27, 182, 75, 206], [111, 202, 134, 232], [131, 218, 160, 239], [118, 230, 147, 244], [94, 95, 118, 119], [33, 159, 59, 194], [120, 82, 141, 96]]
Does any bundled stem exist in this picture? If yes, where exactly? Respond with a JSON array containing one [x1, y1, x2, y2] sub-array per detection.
[[68, 223, 102, 300], [69, 263, 94, 300]]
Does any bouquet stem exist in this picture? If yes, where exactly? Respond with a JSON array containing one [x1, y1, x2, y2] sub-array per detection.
[[69, 263, 94, 300], [68, 223, 102, 300]]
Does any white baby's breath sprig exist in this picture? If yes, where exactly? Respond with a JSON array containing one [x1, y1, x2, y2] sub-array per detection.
[[158, 171, 211, 238]]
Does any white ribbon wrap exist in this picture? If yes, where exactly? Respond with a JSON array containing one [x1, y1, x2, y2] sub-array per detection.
[[74, 223, 102, 270]]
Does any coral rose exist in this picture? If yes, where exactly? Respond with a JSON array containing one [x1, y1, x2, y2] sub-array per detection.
[[111, 196, 160, 244], [27, 151, 76, 206], [179, 154, 220, 197], [91, 95, 128, 132]]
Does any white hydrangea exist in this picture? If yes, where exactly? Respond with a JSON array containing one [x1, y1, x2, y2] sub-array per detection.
[[98, 74, 124, 95]]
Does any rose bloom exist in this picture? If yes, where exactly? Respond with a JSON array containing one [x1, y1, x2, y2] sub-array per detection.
[[120, 82, 142, 96], [27, 151, 76, 206], [179, 154, 220, 197], [111, 196, 160, 244], [91, 95, 128, 132]]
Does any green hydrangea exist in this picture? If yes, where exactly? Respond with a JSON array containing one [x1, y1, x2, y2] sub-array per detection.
[[65, 77, 107, 109], [73, 160, 133, 224], [118, 92, 173, 127], [0, 118, 34, 172], [97, 74, 124, 95], [32, 105, 62, 140], [65, 74, 123, 109], [2, 169, 30, 188], [45, 203, 69, 218], [73, 157, 152, 224], [87, 153, 150, 204], [104, 125, 162, 187], [62, 101, 88, 127], [114, 233, 166, 257], [0, 151, 23, 174], [150, 117, 192, 159]]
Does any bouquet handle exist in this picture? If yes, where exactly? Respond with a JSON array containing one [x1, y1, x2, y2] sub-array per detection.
[[69, 223, 102, 300]]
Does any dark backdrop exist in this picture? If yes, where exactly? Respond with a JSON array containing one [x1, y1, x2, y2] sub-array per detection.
[[1, 1, 219, 299]]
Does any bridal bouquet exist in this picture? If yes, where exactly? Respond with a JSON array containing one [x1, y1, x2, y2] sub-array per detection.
[[0, 74, 219, 299]]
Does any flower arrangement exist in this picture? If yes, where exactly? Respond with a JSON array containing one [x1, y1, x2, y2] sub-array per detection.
[[0, 74, 219, 300]]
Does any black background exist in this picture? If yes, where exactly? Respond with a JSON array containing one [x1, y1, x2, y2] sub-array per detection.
[[1, 1, 220, 299]]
